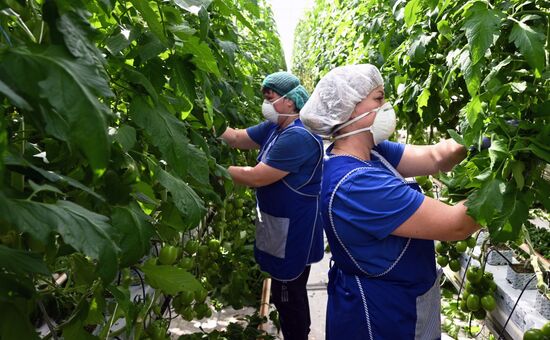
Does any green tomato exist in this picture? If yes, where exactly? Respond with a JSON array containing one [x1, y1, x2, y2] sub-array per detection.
[[179, 306, 195, 321], [179, 290, 195, 305], [179, 257, 194, 270], [523, 329, 544, 340], [146, 321, 166, 340], [185, 240, 199, 255], [466, 294, 480, 312], [194, 289, 208, 304], [541, 322, 550, 336], [473, 308, 486, 320], [466, 267, 482, 283], [455, 241, 467, 253], [466, 236, 477, 249], [208, 239, 220, 252], [449, 259, 461, 272], [436, 255, 449, 267], [235, 198, 244, 208], [435, 241, 448, 255], [459, 299, 469, 313], [158, 245, 178, 265], [481, 295, 496, 311], [197, 245, 209, 258]]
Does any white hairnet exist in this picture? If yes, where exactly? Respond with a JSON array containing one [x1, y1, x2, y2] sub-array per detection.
[[300, 64, 384, 135]]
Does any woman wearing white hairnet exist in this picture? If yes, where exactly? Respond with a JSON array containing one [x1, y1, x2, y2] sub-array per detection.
[[300, 64, 481, 340]]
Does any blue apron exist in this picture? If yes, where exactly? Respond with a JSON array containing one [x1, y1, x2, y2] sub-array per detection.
[[322, 151, 441, 340], [254, 119, 324, 281]]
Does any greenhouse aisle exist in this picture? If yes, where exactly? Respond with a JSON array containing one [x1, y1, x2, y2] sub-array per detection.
[[169, 246, 458, 339]]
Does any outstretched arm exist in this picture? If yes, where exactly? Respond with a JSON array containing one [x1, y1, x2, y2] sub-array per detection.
[[396, 139, 467, 177], [391, 197, 479, 241], [228, 162, 289, 187], [220, 127, 260, 150]]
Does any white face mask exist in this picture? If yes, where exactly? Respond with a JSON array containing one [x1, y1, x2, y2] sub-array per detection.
[[261, 96, 298, 124], [333, 102, 396, 145]]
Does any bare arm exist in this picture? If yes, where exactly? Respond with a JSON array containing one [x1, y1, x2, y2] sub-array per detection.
[[391, 197, 479, 241], [396, 139, 467, 177], [228, 162, 289, 187], [220, 127, 260, 150]]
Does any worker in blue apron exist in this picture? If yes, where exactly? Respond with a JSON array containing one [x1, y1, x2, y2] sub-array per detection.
[[299, 64, 481, 339], [221, 71, 324, 340]]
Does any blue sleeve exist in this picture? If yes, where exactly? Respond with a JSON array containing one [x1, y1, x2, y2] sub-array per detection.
[[246, 121, 276, 146], [335, 169, 424, 239], [264, 129, 320, 172], [374, 141, 405, 168]]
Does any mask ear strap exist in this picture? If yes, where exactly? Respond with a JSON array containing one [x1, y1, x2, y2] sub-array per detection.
[[333, 109, 376, 134], [333, 127, 372, 140]]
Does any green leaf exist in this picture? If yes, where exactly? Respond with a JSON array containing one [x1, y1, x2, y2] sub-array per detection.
[[466, 178, 506, 225], [528, 143, 550, 163], [131, 0, 169, 46], [156, 168, 206, 230], [404, 0, 422, 27], [489, 190, 529, 242], [462, 2, 502, 65], [130, 98, 208, 185], [465, 96, 482, 127], [105, 29, 134, 55], [0, 302, 39, 340], [5, 153, 105, 202], [509, 20, 546, 78], [0, 79, 31, 110], [437, 20, 452, 41], [0, 245, 50, 275], [114, 125, 137, 152], [141, 259, 201, 295], [172, 0, 213, 15], [111, 204, 155, 267], [0, 272, 35, 299], [0, 195, 119, 281], [511, 161, 525, 190], [181, 36, 220, 77], [122, 65, 159, 102], [0, 47, 112, 171], [58, 12, 106, 69], [168, 22, 197, 39], [28, 179, 64, 197], [447, 129, 465, 146], [458, 48, 483, 96], [488, 139, 508, 169], [417, 87, 430, 116]]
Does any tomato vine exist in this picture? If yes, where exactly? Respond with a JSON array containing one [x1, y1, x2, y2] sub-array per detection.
[[0, 0, 284, 338]]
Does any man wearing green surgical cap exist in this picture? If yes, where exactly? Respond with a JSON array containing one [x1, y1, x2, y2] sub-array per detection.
[[220, 71, 324, 340]]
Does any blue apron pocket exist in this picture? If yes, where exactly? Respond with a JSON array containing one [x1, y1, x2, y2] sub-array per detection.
[[255, 211, 289, 259], [414, 269, 442, 340]]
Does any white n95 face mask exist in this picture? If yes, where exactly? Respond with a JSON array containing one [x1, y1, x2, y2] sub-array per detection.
[[261, 96, 298, 124], [333, 102, 396, 145]]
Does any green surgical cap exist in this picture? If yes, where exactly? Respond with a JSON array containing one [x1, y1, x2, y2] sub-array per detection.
[[262, 71, 310, 110]]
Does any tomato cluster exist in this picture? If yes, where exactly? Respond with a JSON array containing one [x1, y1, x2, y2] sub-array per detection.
[[523, 321, 550, 340], [435, 237, 476, 272], [459, 266, 497, 320], [166, 190, 264, 320]]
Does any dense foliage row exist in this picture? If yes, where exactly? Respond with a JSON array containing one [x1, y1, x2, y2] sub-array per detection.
[[294, 0, 549, 242], [0, 0, 285, 338]]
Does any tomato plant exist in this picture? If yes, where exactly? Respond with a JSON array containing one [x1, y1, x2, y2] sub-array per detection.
[[0, 0, 284, 337]]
